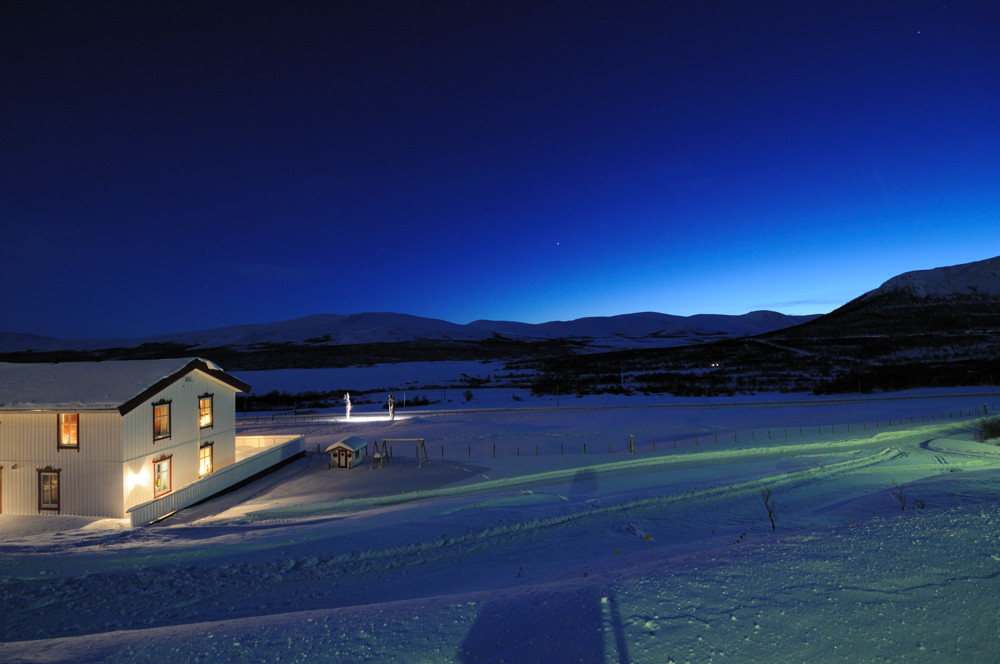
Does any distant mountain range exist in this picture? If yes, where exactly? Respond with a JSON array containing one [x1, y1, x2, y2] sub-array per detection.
[[3, 255, 999, 397], [526, 255, 1000, 396], [0, 310, 819, 354]]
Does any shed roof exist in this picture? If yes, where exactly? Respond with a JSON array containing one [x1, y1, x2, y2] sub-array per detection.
[[324, 436, 369, 454], [0, 358, 251, 413]]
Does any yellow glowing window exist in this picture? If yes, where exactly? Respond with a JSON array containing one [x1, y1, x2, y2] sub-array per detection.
[[153, 456, 172, 497], [153, 401, 171, 440], [199, 443, 213, 476], [199, 395, 213, 428], [58, 413, 79, 449]]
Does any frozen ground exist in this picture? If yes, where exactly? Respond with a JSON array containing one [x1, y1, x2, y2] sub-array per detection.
[[2, 388, 1000, 663]]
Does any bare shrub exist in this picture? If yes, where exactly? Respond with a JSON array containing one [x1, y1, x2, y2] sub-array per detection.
[[975, 417, 1000, 443], [761, 487, 776, 530], [891, 481, 906, 511]]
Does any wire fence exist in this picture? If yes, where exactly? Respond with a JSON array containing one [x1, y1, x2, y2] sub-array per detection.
[[247, 400, 999, 463]]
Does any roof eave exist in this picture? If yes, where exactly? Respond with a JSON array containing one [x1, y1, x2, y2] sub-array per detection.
[[118, 359, 251, 416]]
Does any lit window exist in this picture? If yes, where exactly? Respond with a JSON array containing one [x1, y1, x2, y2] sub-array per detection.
[[199, 394, 213, 429], [153, 455, 172, 497], [38, 467, 60, 512], [153, 401, 171, 440], [58, 413, 79, 450], [199, 443, 213, 476]]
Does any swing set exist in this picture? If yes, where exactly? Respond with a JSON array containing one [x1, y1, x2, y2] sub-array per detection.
[[372, 438, 429, 468]]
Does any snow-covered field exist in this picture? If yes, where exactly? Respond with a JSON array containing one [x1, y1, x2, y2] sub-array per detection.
[[3, 386, 1000, 663]]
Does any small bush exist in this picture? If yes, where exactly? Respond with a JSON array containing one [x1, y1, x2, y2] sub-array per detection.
[[891, 481, 906, 511], [975, 417, 1000, 443], [761, 487, 776, 530]]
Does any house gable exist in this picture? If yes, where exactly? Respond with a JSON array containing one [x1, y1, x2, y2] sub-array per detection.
[[117, 359, 251, 416], [0, 358, 251, 518]]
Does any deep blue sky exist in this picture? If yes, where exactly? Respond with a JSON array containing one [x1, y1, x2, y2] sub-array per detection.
[[3, 1, 999, 339]]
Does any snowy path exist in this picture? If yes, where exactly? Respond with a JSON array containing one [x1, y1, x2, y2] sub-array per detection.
[[2, 393, 1000, 662]]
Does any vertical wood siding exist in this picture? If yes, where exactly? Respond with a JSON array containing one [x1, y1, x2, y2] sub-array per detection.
[[0, 366, 243, 518], [120, 368, 241, 514], [0, 411, 123, 516]]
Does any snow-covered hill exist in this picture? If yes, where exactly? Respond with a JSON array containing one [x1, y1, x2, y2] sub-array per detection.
[[469, 310, 812, 341], [864, 255, 1000, 301], [773, 254, 1000, 341]]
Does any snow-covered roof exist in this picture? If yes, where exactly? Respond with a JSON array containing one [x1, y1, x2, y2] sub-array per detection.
[[324, 436, 369, 454], [0, 358, 250, 413]]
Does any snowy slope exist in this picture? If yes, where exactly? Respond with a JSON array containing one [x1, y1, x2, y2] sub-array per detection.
[[769, 254, 1000, 352], [863, 254, 1000, 300], [1, 390, 999, 663]]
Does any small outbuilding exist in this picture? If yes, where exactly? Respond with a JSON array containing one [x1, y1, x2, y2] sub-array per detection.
[[325, 436, 368, 469]]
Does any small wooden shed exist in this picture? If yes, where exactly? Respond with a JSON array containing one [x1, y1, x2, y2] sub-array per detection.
[[325, 436, 368, 469]]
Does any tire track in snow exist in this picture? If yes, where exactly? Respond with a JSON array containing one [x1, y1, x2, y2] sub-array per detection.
[[228, 447, 902, 573], [0, 448, 901, 642], [233, 429, 932, 523]]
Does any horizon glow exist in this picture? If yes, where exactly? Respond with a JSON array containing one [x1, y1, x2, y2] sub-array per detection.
[[2, 1, 998, 339]]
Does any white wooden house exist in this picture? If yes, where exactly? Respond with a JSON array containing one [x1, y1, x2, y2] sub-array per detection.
[[0, 358, 251, 518]]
